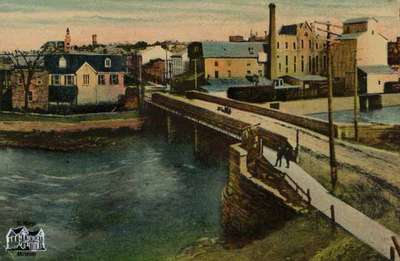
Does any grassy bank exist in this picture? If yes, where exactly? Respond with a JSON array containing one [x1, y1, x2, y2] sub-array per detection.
[[0, 111, 139, 123], [176, 212, 383, 261], [0, 128, 141, 152]]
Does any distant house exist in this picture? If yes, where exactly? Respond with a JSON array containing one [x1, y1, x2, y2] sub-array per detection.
[[143, 58, 166, 84], [332, 17, 392, 95], [10, 55, 49, 112], [188, 41, 267, 80], [358, 65, 398, 95], [388, 37, 400, 69], [6, 226, 46, 252], [44, 54, 125, 105]]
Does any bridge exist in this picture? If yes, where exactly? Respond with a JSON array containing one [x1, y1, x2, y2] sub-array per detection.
[[146, 91, 400, 260]]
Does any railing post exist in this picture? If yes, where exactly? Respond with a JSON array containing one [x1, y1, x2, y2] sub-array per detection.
[[307, 189, 311, 208], [390, 246, 395, 261], [392, 236, 400, 258], [330, 205, 336, 232]]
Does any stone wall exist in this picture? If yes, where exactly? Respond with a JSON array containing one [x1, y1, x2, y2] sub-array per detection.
[[222, 144, 300, 243], [186, 91, 335, 136]]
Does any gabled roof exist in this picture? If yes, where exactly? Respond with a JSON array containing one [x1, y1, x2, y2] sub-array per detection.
[[201, 42, 267, 58], [344, 17, 378, 25], [338, 32, 364, 40], [279, 24, 298, 35], [358, 65, 395, 75], [44, 53, 124, 74], [9, 226, 28, 234]]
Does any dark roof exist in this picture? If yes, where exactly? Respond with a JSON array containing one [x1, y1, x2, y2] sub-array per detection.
[[44, 53, 125, 74], [344, 17, 378, 25], [28, 230, 40, 236], [11, 226, 27, 234], [279, 24, 298, 35], [201, 42, 267, 58]]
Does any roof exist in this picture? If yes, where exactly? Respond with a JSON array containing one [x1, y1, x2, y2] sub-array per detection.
[[344, 17, 378, 25], [10, 226, 27, 234], [201, 42, 267, 58], [338, 32, 364, 40], [279, 24, 298, 35], [289, 75, 327, 81], [44, 53, 124, 74], [358, 65, 395, 75]]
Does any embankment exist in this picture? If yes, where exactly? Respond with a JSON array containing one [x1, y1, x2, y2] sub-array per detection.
[[0, 111, 144, 151]]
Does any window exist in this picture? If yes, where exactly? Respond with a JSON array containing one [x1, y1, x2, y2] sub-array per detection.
[[378, 80, 381, 85], [308, 56, 312, 72], [52, 75, 60, 85], [258, 70, 263, 76], [285, 67, 288, 73], [28, 91, 33, 101], [247, 63, 251, 66], [316, 43, 319, 49], [59, 57, 67, 68], [247, 70, 251, 75], [83, 74, 90, 85], [279, 63, 282, 72], [110, 74, 119, 85], [98, 75, 106, 85], [277, 42, 280, 49], [285, 42, 288, 49], [214, 71, 219, 78], [228, 70, 232, 78], [293, 42, 296, 49], [372, 30, 374, 35], [301, 40, 304, 49], [214, 61, 219, 67], [316, 55, 319, 72], [65, 75, 74, 85], [285, 55, 288, 65], [309, 40, 312, 49], [105, 58, 112, 68], [294, 56, 297, 72]]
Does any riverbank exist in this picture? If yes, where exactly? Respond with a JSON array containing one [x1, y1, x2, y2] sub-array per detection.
[[0, 111, 144, 151]]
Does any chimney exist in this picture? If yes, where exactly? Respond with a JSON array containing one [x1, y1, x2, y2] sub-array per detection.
[[267, 3, 277, 80], [92, 34, 98, 46]]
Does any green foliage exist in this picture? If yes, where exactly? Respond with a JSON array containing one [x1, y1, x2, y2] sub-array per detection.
[[49, 85, 78, 103]]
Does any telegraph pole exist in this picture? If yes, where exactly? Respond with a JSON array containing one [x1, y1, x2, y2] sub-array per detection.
[[193, 59, 198, 90], [315, 21, 339, 191], [353, 49, 359, 141]]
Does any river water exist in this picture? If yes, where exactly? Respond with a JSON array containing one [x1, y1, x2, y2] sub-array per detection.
[[0, 132, 228, 261], [309, 105, 400, 124]]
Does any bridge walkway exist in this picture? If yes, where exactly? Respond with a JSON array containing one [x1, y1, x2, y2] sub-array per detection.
[[263, 146, 399, 260]]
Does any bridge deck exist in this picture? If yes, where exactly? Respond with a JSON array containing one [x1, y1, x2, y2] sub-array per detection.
[[148, 92, 400, 259]]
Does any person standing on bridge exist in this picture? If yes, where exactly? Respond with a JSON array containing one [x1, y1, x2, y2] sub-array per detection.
[[275, 145, 284, 167], [284, 143, 294, 168]]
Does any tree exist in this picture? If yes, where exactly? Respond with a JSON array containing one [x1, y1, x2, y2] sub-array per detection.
[[4, 49, 45, 112]]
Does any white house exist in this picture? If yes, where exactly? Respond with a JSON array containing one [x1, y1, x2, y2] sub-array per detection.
[[6, 226, 46, 252]]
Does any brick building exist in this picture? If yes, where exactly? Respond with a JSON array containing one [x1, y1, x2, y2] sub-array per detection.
[[143, 58, 166, 84], [388, 37, 400, 68]]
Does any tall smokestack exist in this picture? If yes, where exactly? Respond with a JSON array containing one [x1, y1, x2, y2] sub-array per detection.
[[92, 34, 98, 46], [267, 3, 277, 80]]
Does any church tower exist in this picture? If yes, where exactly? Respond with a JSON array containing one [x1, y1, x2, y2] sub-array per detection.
[[64, 28, 71, 53]]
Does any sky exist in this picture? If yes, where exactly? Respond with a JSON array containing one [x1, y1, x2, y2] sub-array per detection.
[[0, 0, 400, 50]]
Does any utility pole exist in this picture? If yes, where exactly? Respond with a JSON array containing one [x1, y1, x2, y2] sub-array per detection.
[[193, 59, 198, 90], [315, 20, 339, 191], [353, 49, 359, 141]]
